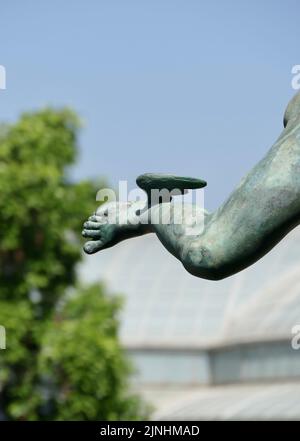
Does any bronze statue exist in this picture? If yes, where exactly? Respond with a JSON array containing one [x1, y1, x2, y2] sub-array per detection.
[[82, 92, 300, 280]]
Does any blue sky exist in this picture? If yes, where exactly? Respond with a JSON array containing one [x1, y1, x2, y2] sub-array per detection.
[[0, 0, 299, 209]]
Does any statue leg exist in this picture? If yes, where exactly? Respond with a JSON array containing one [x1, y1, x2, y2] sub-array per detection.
[[147, 93, 300, 280], [83, 92, 300, 280]]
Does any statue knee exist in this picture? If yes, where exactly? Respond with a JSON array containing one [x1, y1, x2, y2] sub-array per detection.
[[181, 242, 228, 281]]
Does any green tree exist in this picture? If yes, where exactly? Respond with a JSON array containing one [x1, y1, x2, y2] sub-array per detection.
[[0, 109, 147, 420]]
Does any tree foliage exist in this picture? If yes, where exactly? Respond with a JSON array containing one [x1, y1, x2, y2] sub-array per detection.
[[0, 109, 147, 420]]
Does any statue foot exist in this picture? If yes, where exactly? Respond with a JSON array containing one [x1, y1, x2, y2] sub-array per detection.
[[82, 200, 147, 254]]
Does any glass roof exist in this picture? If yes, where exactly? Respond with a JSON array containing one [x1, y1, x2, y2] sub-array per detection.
[[146, 382, 300, 420]]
